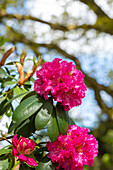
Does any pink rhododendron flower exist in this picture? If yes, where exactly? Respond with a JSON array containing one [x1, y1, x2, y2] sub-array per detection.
[[12, 134, 38, 167], [34, 58, 86, 111], [46, 125, 98, 170]]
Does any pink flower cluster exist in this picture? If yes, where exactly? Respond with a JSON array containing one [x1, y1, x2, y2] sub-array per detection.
[[12, 134, 38, 167], [46, 125, 98, 170], [34, 58, 86, 111]]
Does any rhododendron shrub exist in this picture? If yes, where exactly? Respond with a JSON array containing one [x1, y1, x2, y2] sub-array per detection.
[[0, 51, 98, 170], [34, 58, 87, 111], [46, 125, 98, 170], [12, 134, 38, 167]]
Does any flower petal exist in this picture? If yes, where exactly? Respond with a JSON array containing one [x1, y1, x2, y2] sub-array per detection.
[[26, 157, 38, 166], [19, 154, 27, 162], [12, 148, 19, 157]]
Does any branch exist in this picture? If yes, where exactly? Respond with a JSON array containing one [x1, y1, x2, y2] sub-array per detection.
[[0, 10, 68, 31], [79, 0, 109, 18], [0, 135, 13, 144], [79, 24, 113, 35], [1, 10, 113, 35]]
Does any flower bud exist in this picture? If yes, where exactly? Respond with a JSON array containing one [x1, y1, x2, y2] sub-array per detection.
[[12, 134, 38, 167]]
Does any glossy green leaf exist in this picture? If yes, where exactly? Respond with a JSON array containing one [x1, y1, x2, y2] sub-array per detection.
[[21, 91, 37, 102], [0, 96, 6, 104], [55, 103, 69, 135], [0, 154, 9, 161], [3, 91, 30, 110], [15, 118, 36, 137], [24, 84, 31, 91], [0, 159, 9, 170], [5, 61, 17, 65], [8, 95, 43, 132], [36, 156, 53, 170], [0, 149, 12, 156], [0, 68, 7, 78], [4, 81, 17, 87], [7, 154, 15, 170], [0, 96, 9, 116], [0, 98, 10, 116], [14, 86, 28, 102], [19, 163, 34, 170], [47, 110, 59, 142], [35, 98, 53, 130]]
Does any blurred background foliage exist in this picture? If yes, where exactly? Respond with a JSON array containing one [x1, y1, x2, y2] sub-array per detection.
[[0, 0, 113, 169]]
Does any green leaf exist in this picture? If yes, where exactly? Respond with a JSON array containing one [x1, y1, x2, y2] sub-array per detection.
[[30, 77, 35, 83], [0, 96, 6, 104], [4, 91, 33, 110], [47, 109, 59, 142], [7, 154, 15, 170], [15, 118, 36, 138], [35, 98, 53, 130], [0, 159, 9, 170], [0, 98, 10, 116], [0, 68, 7, 79], [24, 81, 31, 86], [5, 61, 17, 65], [0, 149, 12, 156], [15, 119, 30, 137], [13, 86, 28, 102], [35, 156, 54, 170], [21, 91, 37, 102], [6, 108, 12, 117], [34, 147, 48, 155], [4, 81, 17, 87], [4, 66, 10, 75], [19, 163, 35, 170], [24, 84, 31, 91], [0, 154, 10, 161], [69, 117, 76, 125], [55, 103, 69, 135], [8, 95, 43, 133]]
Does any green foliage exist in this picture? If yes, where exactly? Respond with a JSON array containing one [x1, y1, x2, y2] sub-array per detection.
[[8, 95, 43, 133], [0, 47, 73, 169], [55, 103, 68, 135], [0, 159, 9, 170], [0, 68, 7, 79], [0, 148, 12, 155], [20, 163, 35, 170], [47, 109, 60, 142], [35, 98, 53, 130], [0, 36, 10, 47], [36, 156, 54, 170]]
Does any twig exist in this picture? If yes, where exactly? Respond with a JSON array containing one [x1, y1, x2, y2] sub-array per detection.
[[0, 135, 14, 144]]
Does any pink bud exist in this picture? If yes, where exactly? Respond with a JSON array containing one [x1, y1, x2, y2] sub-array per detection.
[[12, 135, 38, 167], [13, 136, 35, 155], [19, 154, 27, 162], [26, 157, 38, 166]]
